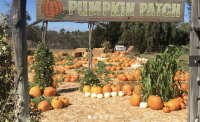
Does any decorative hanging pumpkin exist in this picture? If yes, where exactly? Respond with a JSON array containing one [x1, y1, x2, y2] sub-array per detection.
[[41, 0, 63, 18], [147, 95, 163, 110], [60, 97, 69, 107], [37, 101, 50, 112], [103, 84, 112, 94], [51, 97, 63, 109], [130, 92, 141, 106], [122, 85, 133, 95], [162, 106, 170, 113], [83, 85, 91, 94], [44, 87, 56, 97], [91, 86, 103, 94], [166, 99, 181, 111], [29, 86, 41, 97], [111, 85, 121, 93]]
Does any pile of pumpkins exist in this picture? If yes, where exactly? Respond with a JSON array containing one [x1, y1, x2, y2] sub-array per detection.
[[82, 84, 135, 99], [130, 93, 187, 113], [29, 86, 69, 112]]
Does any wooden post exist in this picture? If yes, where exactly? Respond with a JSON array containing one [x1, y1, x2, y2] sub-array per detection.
[[42, 20, 48, 43], [188, 0, 200, 121], [42, 20, 44, 41], [88, 22, 93, 70], [11, 0, 30, 121]]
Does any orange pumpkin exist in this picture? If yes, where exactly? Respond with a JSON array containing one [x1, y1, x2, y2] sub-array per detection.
[[29, 86, 41, 97], [180, 102, 186, 109], [28, 78, 35, 82], [111, 85, 121, 93], [83, 85, 91, 94], [91, 86, 103, 94], [181, 83, 188, 91], [117, 74, 125, 80], [162, 106, 170, 113], [44, 87, 56, 97], [147, 95, 163, 110], [29, 102, 36, 112], [166, 99, 180, 111], [64, 78, 70, 82], [103, 84, 112, 94], [127, 90, 133, 96], [41, 0, 63, 18], [37, 101, 50, 112], [51, 97, 63, 109], [60, 97, 69, 107], [130, 92, 141, 106], [121, 75, 128, 81], [122, 85, 133, 95]]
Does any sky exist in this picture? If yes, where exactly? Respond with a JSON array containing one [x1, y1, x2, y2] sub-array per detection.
[[0, 0, 190, 32]]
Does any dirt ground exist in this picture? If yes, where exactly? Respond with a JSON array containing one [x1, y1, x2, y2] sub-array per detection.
[[28, 48, 187, 122]]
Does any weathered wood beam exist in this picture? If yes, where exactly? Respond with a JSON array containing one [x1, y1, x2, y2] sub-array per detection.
[[188, 0, 200, 121], [26, 20, 42, 29], [11, 0, 30, 121]]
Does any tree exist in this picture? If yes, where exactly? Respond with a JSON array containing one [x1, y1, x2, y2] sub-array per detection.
[[60, 28, 65, 34], [186, 0, 191, 22]]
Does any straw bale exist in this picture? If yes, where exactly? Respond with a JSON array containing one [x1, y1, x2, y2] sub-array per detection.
[[75, 48, 88, 52]]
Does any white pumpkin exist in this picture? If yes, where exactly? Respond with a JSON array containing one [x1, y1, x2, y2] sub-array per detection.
[[104, 92, 111, 98], [111, 92, 117, 97], [85, 92, 91, 97], [140, 102, 148, 109], [91, 93, 97, 98], [118, 91, 124, 97], [97, 94, 103, 99]]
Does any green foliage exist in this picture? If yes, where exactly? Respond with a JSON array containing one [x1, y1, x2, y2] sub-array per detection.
[[139, 45, 188, 102], [0, 12, 16, 122], [64, 55, 74, 61], [30, 95, 53, 107], [33, 41, 55, 90], [79, 69, 103, 92]]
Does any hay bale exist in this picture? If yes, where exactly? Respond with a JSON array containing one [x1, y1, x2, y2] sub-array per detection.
[[75, 48, 88, 52], [69, 52, 82, 57], [92, 48, 105, 53]]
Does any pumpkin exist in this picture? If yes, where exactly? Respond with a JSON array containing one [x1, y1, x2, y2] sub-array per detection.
[[163, 102, 167, 107], [29, 86, 41, 97], [60, 97, 69, 107], [162, 106, 170, 113], [91, 93, 97, 98], [91, 86, 103, 94], [133, 85, 143, 94], [103, 84, 112, 94], [83, 85, 91, 94], [28, 78, 35, 82], [121, 75, 128, 81], [37, 101, 50, 112], [180, 102, 186, 109], [127, 91, 133, 96], [44, 87, 56, 97], [111, 85, 121, 93], [181, 83, 188, 91], [51, 97, 63, 109], [130, 92, 141, 106], [118, 74, 125, 80], [140, 102, 148, 109], [122, 85, 133, 95], [41, 0, 63, 18], [147, 95, 163, 110], [64, 78, 70, 82], [53, 77, 58, 87], [70, 77, 76, 82], [29, 102, 36, 112], [125, 74, 134, 81], [116, 66, 121, 70], [175, 97, 184, 103], [166, 99, 180, 111]]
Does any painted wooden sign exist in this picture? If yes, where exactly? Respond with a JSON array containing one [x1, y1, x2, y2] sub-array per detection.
[[36, 0, 185, 22]]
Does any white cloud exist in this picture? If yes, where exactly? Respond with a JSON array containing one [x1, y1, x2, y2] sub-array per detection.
[[64, 26, 70, 29]]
